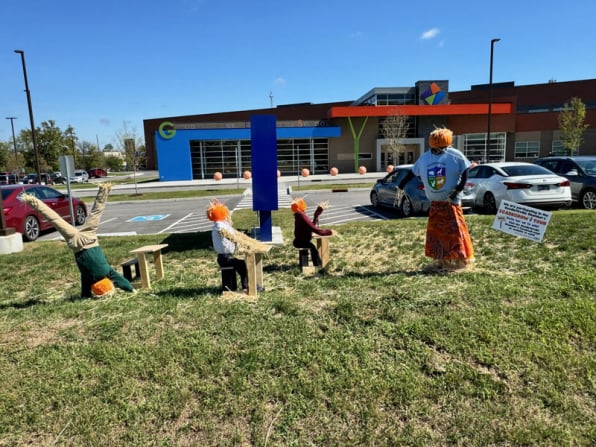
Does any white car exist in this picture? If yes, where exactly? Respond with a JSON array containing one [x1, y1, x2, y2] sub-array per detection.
[[462, 162, 572, 214], [70, 169, 89, 183]]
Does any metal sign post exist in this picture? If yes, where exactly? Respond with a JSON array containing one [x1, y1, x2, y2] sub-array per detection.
[[59, 155, 76, 225]]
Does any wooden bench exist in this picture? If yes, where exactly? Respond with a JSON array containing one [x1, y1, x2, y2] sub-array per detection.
[[121, 258, 141, 282], [313, 234, 332, 269], [243, 248, 270, 296], [297, 235, 333, 275], [129, 244, 169, 289]]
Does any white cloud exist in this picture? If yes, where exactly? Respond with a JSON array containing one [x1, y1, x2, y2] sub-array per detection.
[[349, 31, 364, 39], [421, 28, 440, 40], [274, 77, 286, 86]]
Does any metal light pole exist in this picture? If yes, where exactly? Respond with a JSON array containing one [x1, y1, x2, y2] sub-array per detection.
[[14, 50, 42, 183], [5, 117, 18, 163], [485, 38, 500, 163]]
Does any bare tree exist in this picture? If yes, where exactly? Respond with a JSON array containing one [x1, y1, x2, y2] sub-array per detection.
[[380, 114, 410, 166], [114, 121, 144, 170], [558, 97, 589, 156]]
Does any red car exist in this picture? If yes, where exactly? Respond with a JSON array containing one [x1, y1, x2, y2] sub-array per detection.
[[87, 168, 108, 178], [1, 184, 88, 241]]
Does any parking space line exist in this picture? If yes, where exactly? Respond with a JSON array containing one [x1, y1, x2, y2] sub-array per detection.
[[158, 213, 195, 233]]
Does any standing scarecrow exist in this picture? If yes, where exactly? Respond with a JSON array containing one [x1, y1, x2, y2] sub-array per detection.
[[398, 127, 475, 271], [21, 183, 135, 297]]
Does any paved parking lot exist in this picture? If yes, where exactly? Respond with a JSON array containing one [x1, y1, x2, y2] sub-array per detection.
[[38, 187, 400, 241]]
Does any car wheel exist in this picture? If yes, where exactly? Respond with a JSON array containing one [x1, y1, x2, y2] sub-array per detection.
[[483, 192, 498, 214], [370, 191, 380, 207], [580, 189, 596, 209], [400, 196, 414, 217], [23, 215, 40, 242], [75, 205, 87, 225]]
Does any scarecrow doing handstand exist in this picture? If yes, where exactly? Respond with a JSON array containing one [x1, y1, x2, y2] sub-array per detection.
[[21, 183, 135, 298]]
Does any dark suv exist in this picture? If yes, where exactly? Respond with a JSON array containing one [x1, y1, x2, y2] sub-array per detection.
[[533, 156, 596, 209], [0, 172, 19, 185], [21, 173, 54, 185]]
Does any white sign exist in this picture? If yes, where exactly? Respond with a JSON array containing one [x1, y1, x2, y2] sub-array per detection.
[[492, 200, 551, 243]]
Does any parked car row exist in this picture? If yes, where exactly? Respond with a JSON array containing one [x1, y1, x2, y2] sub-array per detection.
[[370, 156, 595, 216], [1, 167, 109, 186], [1, 184, 88, 241]]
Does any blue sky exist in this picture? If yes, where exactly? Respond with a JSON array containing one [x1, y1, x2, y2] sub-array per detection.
[[2, 0, 595, 150]]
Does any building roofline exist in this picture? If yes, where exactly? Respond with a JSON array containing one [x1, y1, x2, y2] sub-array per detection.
[[328, 103, 513, 118]]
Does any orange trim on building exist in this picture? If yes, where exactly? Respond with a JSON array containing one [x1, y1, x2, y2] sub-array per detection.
[[328, 103, 513, 118]]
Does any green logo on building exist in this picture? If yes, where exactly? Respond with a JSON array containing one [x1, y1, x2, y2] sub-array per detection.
[[159, 121, 176, 139]]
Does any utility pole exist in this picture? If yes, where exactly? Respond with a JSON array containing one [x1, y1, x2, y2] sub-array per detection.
[[14, 50, 42, 183], [485, 38, 501, 163], [5, 117, 18, 162]]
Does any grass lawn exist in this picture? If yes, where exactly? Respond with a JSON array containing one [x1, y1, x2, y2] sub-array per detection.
[[0, 209, 594, 446]]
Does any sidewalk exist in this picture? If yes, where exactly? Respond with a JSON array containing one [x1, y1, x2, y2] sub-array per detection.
[[71, 171, 385, 197]]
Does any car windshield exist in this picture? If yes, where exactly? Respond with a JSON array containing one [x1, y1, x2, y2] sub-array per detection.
[[501, 165, 553, 177], [575, 159, 596, 174]]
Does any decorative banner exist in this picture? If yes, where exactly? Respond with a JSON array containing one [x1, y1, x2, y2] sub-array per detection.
[[492, 200, 551, 243]]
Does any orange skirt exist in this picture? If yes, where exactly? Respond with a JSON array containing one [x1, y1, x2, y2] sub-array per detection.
[[425, 201, 474, 262]]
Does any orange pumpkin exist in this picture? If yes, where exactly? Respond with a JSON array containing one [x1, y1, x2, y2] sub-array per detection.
[[429, 127, 453, 149], [291, 198, 307, 213], [206, 200, 230, 222], [91, 277, 115, 298]]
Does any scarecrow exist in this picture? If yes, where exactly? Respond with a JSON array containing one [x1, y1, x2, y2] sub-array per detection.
[[21, 183, 135, 297], [207, 199, 268, 292], [397, 127, 475, 271], [291, 198, 333, 267]]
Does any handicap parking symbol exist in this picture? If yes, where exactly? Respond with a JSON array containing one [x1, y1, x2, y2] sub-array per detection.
[[127, 214, 170, 222]]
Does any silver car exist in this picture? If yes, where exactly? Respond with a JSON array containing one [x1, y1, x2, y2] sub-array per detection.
[[370, 165, 430, 217], [462, 162, 572, 214], [70, 169, 89, 183]]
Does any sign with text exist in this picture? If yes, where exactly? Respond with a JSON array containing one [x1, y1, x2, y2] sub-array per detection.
[[492, 200, 551, 242]]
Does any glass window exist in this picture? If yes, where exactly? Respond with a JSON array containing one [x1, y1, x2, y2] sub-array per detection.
[[551, 140, 566, 155], [514, 141, 540, 158], [462, 133, 506, 163]]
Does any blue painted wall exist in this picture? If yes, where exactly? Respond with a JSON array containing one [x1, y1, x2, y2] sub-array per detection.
[[155, 126, 341, 181]]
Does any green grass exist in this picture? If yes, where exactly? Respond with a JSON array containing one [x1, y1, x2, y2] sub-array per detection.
[[1, 210, 594, 446]]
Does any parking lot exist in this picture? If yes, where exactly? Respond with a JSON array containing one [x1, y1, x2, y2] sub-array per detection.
[[36, 187, 403, 242]]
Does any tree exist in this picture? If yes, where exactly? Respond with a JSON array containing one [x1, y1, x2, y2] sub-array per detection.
[[105, 155, 124, 172], [558, 97, 589, 156], [18, 121, 81, 172], [380, 114, 410, 166], [0, 142, 9, 170], [115, 121, 144, 170]]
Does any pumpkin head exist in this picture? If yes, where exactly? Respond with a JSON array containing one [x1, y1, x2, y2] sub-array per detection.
[[91, 277, 115, 298], [429, 127, 453, 149], [291, 198, 307, 213], [206, 199, 230, 222]]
